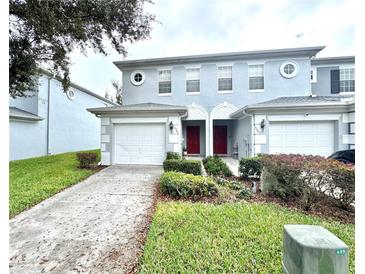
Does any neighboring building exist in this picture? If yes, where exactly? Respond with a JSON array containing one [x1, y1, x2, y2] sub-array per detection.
[[88, 46, 355, 165], [9, 70, 116, 161]]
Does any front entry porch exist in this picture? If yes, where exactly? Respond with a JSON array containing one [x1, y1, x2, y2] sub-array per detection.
[[182, 120, 206, 156], [212, 120, 233, 156], [182, 102, 242, 157]]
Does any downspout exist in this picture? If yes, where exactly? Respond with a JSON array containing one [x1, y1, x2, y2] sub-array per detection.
[[242, 108, 254, 157], [46, 76, 51, 155], [179, 111, 188, 154]]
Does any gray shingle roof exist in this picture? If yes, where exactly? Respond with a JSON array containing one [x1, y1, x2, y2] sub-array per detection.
[[88, 102, 187, 114], [114, 46, 325, 69], [9, 107, 43, 121], [251, 95, 354, 106], [231, 95, 355, 117], [311, 56, 355, 65]]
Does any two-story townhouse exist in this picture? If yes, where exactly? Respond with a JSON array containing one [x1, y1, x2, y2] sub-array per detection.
[[9, 69, 116, 160], [88, 46, 355, 166]]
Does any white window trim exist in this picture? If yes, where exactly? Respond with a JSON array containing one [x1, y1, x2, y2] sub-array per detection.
[[130, 70, 145, 86], [248, 63, 265, 92], [249, 89, 264, 93], [186, 92, 200, 95], [340, 92, 355, 96], [185, 65, 201, 69], [339, 66, 355, 93], [217, 65, 233, 93], [157, 66, 173, 71], [247, 61, 265, 65], [310, 67, 317, 83], [158, 93, 172, 96], [66, 89, 76, 100], [339, 64, 355, 70], [216, 62, 234, 67], [158, 68, 172, 95], [280, 61, 299, 79]]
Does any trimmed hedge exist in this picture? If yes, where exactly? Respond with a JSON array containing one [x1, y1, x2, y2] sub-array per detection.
[[261, 154, 355, 210], [239, 156, 262, 179], [166, 151, 182, 160], [163, 159, 202, 175], [160, 172, 218, 197], [202, 156, 233, 177], [76, 152, 98, 168]]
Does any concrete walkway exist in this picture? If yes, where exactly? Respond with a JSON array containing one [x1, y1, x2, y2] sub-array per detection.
[[221, 157, 240, 177], [9, 165, 163, 274]]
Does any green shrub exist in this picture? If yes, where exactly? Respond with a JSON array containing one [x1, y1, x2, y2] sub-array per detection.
[[261, 167, 280, 195], [237, 187, 252, 199], [215, 177, 252, 199], [261, 154, 355, 210], [239, 156, 262, 179], [163, 159, 202, 175], [166, 151, 182, 160], [160, 172, 218, 197], [76, 152, 98, 168], [202, 156, 233, 177]]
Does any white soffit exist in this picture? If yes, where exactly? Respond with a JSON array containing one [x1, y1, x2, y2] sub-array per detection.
[[211, 102, 239, 119]]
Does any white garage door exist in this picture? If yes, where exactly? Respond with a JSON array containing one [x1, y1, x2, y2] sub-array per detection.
[[269, 121, 335, 157], [114, 123, 166, 165]]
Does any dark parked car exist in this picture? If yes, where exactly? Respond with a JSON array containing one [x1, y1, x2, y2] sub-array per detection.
[[328, 149, 355, 164]]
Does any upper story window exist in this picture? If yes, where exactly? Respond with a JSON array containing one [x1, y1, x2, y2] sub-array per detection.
[[217, 66, 232, 92], [280, 61, 299, 79], [186, 68, 200, 94], [130, 70, 145, 86], [330, 67, 355, 94], [340, 68, 355, 92], [158, 69, 172, 94], [249, 64, 264, 91]]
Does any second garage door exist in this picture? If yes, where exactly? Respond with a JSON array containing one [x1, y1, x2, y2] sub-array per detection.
[[269, 121, 335, 157], [114, 123, 166, 165]]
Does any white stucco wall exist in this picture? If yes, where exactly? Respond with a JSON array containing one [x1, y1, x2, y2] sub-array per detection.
[[9, 75, 112, 161]]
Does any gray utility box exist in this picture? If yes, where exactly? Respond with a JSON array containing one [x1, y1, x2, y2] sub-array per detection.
[[282, 225, 349, 274]]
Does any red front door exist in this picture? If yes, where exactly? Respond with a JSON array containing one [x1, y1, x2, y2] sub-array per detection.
[[213, 125, 227, 154], [187, 126, 200, 154]]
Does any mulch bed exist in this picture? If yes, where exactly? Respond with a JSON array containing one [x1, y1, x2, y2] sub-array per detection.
[[156, 178, 354, 224]]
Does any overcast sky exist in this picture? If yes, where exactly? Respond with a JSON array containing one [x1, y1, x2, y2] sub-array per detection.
[[69, 0, 355, 97]]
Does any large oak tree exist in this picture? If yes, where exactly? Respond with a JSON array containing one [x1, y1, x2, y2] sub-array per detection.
[[9, 0, 155, 98]]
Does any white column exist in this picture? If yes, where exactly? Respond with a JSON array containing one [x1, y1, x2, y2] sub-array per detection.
[[205, 119, 210, 156], [209, 116, 214, 156]]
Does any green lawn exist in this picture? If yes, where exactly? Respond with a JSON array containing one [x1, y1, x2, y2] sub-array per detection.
[[140, 201, 355, 273], [9, 150, 100, 218]]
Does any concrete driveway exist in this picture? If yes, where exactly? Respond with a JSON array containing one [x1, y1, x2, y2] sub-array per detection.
[[9, 165, 163, 274]]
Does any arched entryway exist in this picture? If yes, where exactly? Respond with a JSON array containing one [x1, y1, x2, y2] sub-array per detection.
[[210, 102, 239, 156]]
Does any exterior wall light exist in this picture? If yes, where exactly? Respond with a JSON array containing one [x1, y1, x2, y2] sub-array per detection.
[[169, 121, 174, 132], [260, 119, 266, 129]]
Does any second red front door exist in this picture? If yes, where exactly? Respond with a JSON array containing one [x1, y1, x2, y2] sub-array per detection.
[[187, 126, 200, 154], [213, 125, 227, 154]]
